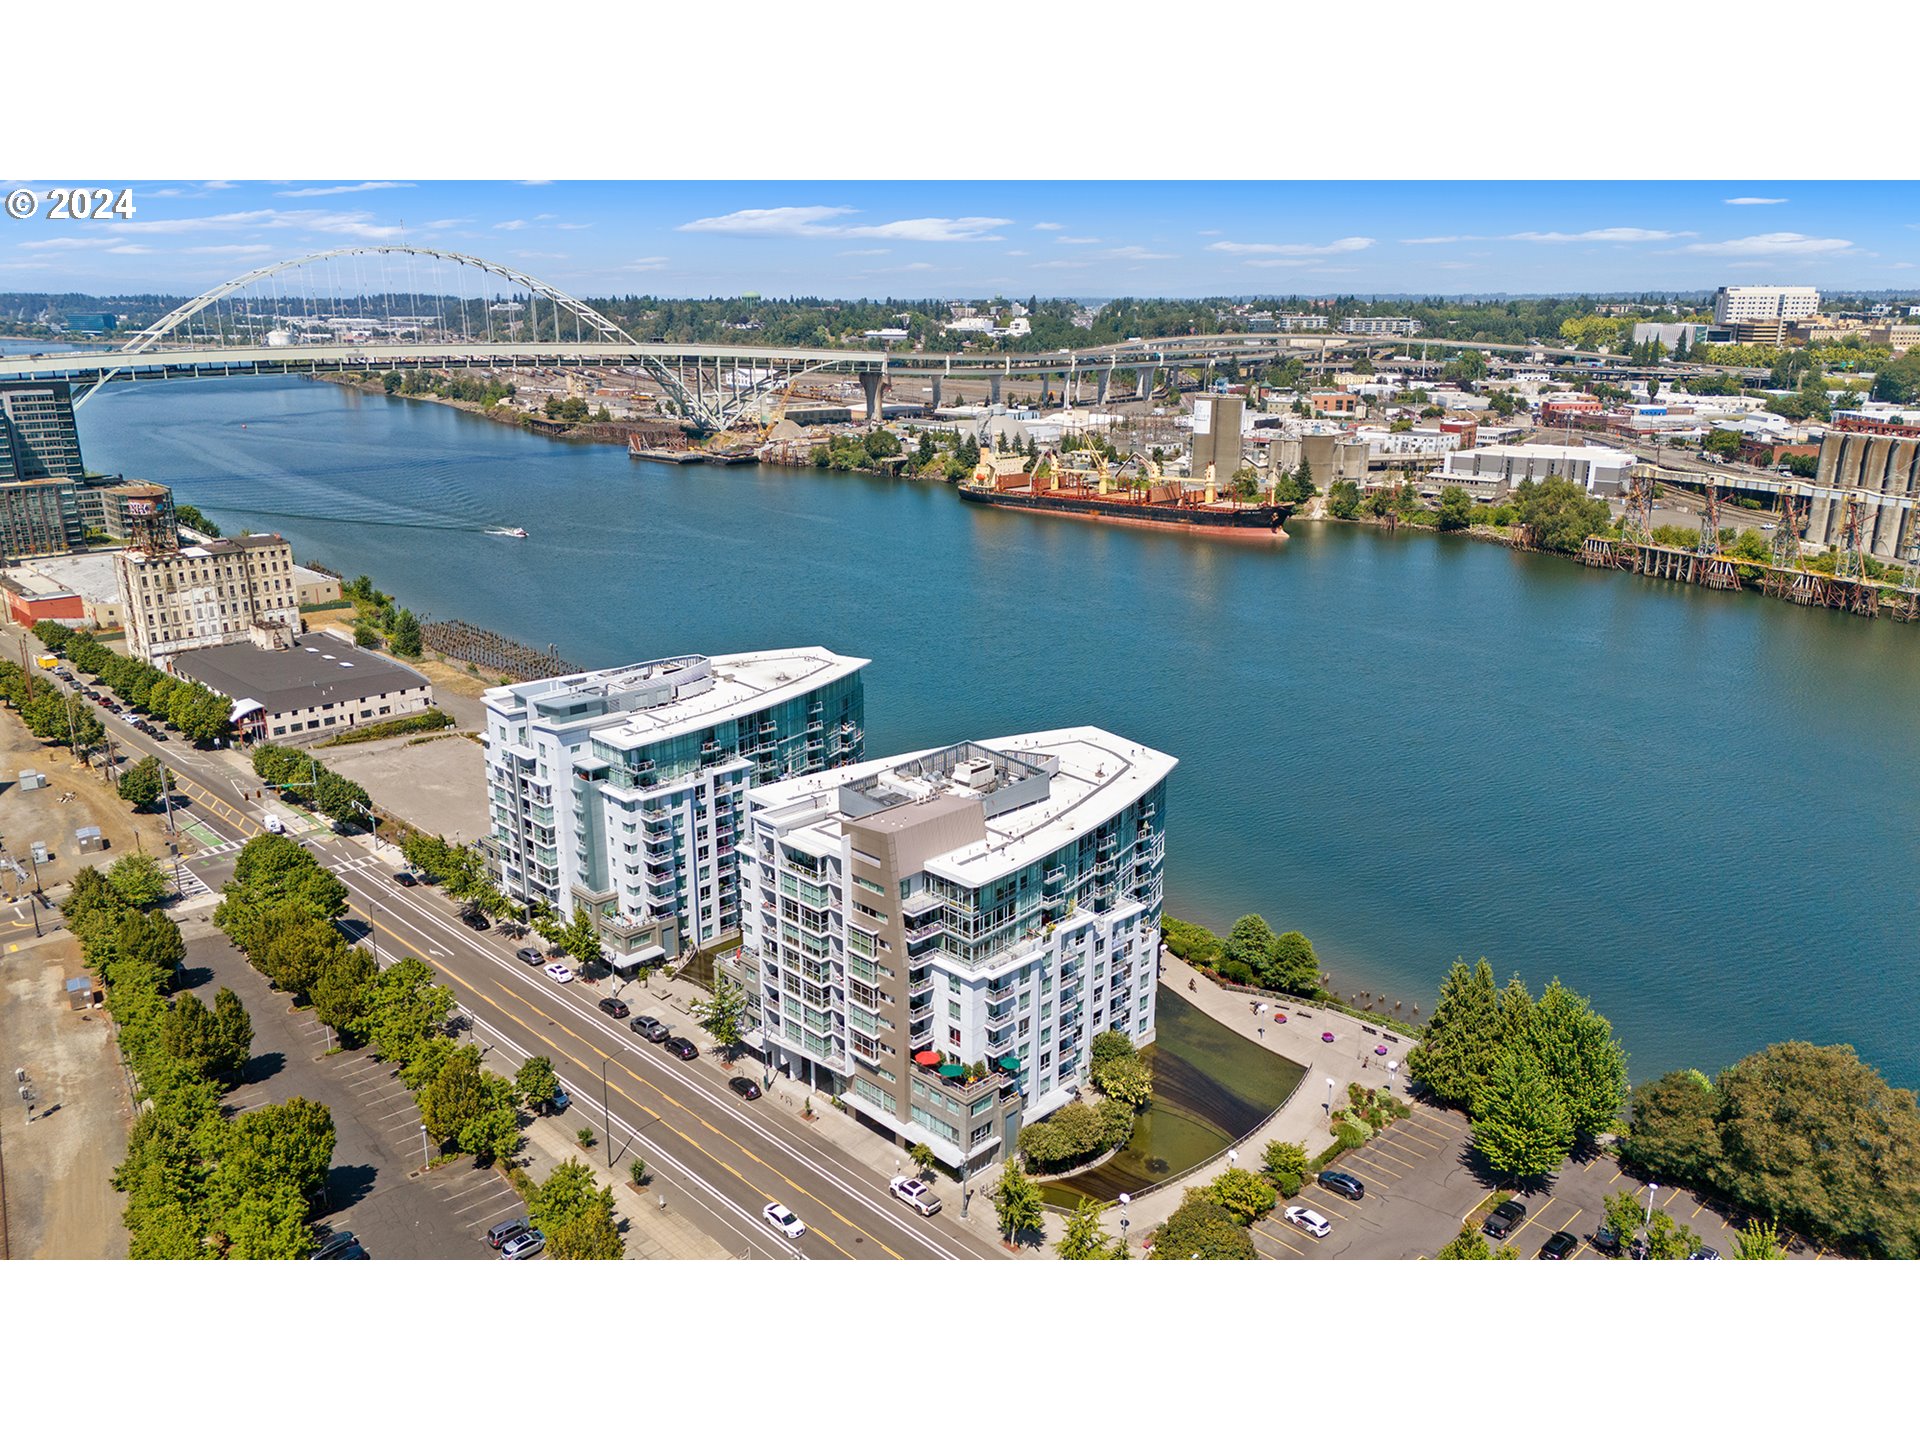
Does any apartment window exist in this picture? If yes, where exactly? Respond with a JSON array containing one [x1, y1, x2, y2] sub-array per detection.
[[853, 875, 885, 897], [947, 1001, 960, 1021], [948, 1027, 961, 1046], [968, 1123, 994, 1146]]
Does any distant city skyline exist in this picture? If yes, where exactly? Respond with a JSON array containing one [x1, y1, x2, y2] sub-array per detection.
[[2, 180, 1916, 300]]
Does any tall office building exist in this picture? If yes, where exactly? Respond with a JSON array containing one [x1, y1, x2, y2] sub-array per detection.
[[482, 649, 868, 965], [0, 382, 84, 485], [733, 727, 1174, 1173], [1712, 286, 1820, 325]]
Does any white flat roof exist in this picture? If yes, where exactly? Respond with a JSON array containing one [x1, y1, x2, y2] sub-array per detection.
[[489, 647, 868, 747], [752, 726, 1176, 885]]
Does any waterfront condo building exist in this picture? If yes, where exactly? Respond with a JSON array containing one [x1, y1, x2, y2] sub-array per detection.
[[0, 382, 84, 487], [730, 728, 1174, 1173], [483, 649, 868, 967]]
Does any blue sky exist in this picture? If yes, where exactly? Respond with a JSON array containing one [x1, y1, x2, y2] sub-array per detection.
[[4, 180, 1917, 299]]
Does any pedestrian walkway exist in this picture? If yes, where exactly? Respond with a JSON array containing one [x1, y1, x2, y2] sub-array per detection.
[[1120, 951, 1417, 1237]]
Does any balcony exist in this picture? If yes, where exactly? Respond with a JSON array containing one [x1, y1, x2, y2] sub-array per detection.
[[908, 1000, 933, 1023], [900, 889, 942, 917]]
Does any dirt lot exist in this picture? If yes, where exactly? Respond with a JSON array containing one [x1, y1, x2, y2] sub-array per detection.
[[0, 700, 184, 1260]]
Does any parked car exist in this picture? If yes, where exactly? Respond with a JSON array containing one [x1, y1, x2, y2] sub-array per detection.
[[728, 1076, 762, 1101], [544, 962, 575, 984], [1483, 1199, 1527, 1240], [762, 1202, 807, 1239], [1590, 1225, 1622, 1257], [311, 1230, 368, 1260], [1318, 1170, 1366, 1201], [516, 946, 544, 965], [487, 1217, 530, 1250], [501, 1227, 545, 1259], [460, 908, 492, 932], [629, 1015, 670, 1042], [1540, 1230, 1579, 1260], [393, 871, 418, 887], [598, 997, 630, 1019], [662, 1036, 698, 1060], [1284, 1206, 1332, 1238], [1689, 1246, 1721, 1261], [888, 1176, 941, 1216]]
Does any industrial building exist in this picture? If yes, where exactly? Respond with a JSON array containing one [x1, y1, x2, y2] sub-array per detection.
[[730, 727, 1174, 1173], [170, 635, 435, 742], [482, 649, 869, 968], [1439, 442, 1635, 499], [118, 531, 304, 661]]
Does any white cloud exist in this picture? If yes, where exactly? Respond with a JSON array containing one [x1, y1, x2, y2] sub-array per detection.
[[18, 235, 123, 250], [677, 206, 1009, 242], [899, 262, 935, 271], [554, 222, 591, 231], [1058, 236, 1101, 245], [837, 248, 889, 256], [1401, 235, 1483, 245], [513, 251, 569, 261], [81, 208, 403, 239], [277, 181, 415, 198], [1208, 236, 1373, 256], [1726, 197, 1788, 205], [1244, 258, 1320, 268], [494, 219, 528, 231], [1197, 229, 1221, 237], [1106, 246, 1176, 261], [1005, 250, 1028, 257], [1033, 222, 1064, 231], [184, 244, 273, 255], [622, 257, 668, 271], [1680, 231, 1857, 256], [1031, 260, 1091, 269], [106, 244, 155, 254], [1507, 228, 1694, 243]]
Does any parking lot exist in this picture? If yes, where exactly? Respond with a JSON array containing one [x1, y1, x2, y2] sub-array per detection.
[[182, 918, 523, 1260], [1250, 1097, 1836, 1261]]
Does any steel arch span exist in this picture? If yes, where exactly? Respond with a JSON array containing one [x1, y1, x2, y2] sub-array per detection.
[[88, 244, 813, 431]]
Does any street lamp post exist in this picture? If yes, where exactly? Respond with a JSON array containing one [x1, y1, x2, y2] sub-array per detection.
[[1645, 1182, 1658, 1227], [1386, 1060, 1399, 1095], [1325, 1076, 1335, 1115], [420, 1124, 430, 1170], [602, 1057, 613, 1168]]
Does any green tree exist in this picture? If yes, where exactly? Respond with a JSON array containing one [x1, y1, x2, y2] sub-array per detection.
[[1733, 1217, 1787, 1260], [1055, 1197, 1126, 1259], [992, 1158, 1046, 1245], [692, 977, 748, 1057], [309, 947, 378, 1040], [1708, 1041, 1920, 1259], [116, 908, 185, 979], [558, 906, 603, 968], [1472, 1046, 1574, 1183], [117, 755, 168, 810], [1095, 1052, 1153, 1110], [548, 1203, 624, 1259], [217, 1096, 336, 1206], [1407, 958, 1501, 1108], [174, 503, 221, 537], [1642, 1207, 1703, 1260], [213, 1186, 313, 1259], [211, 987, 253, 1077], [106, 852, 170, 910], [1151, 1191, 1256, 1260], [1436, 1226, 1491, 1259], [1510, 476, 1613, 553], [530, 1157, 616, 1238], [1436, 485, 1475, 531], [391, 609, 423, 658], [361, 957, 455, 1067], [908, 1142, 936, 1178], [515, 1055, 561, 1112], [1208, 1166, 1278, 1224], [1327, 479, 1363, 518], [1261, 930, 1319, 994], [1703, 427, 1742, 459], [1528, 979, 1628, 1138], [1222, 913, 1278, 983], [1260, 1140, 1309, 1197], [1619, 1068, 1722, 1189]]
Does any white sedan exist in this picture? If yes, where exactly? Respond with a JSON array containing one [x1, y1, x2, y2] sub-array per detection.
[[1284, 1206, 1332, 1238], [762, 1202, 807, 1239], [543, 962, 575, 984]]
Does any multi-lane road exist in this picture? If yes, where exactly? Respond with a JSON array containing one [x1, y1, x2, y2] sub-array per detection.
[[20, 625, 1006, 1261]]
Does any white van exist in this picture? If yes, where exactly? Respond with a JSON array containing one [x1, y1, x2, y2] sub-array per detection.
[[262, 813, 284, 835]]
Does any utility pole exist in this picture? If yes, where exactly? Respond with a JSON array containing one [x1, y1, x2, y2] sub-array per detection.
[[602, 1056, 613, 1167]]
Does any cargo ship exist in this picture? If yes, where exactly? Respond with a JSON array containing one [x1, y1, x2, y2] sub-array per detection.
[[958, 452, 1291, 533]]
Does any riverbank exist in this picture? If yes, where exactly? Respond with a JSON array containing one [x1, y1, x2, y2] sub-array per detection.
[[313, 373, 686, 451]]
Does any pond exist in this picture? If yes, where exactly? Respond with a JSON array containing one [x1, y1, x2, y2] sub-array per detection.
[[1040, 989, 1307, 1206]]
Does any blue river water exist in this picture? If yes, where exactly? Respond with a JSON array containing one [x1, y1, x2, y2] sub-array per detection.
[[63, 372, 1920, 1088]]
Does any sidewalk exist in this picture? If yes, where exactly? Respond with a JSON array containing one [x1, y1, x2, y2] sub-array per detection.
[[1122, 951, 1415, 1234], [506, 1107, 731, 1260]]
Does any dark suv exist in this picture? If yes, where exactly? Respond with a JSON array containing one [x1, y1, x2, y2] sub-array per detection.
[[1539, 1230, 1578, 1260], [459, 907, 491, 932], [1483, 1199, 1527, 1239], [1318, 1171, 1366, 1202], [598, 997, 631, 1020]]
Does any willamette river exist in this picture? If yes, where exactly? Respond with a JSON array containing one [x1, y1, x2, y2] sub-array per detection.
[[70, 374, 1920, 1088]]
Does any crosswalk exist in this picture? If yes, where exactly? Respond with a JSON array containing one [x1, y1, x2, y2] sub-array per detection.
[[173, 866, 215, 901]]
